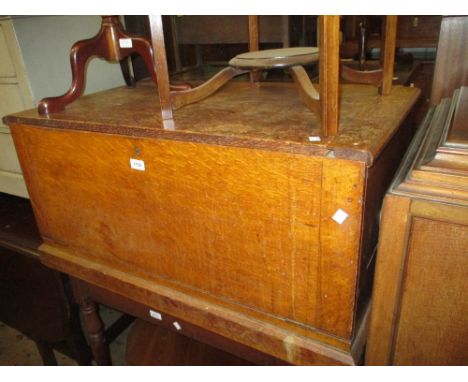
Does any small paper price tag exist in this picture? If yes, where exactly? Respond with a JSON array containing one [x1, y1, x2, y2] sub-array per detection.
[[173, 322, 182, 331], [332, 209, 349, 224], [149, 310, 162, 320], [119, 38, 132, 48], [130, 158, 145, 171], [308, 136, 321, 142]]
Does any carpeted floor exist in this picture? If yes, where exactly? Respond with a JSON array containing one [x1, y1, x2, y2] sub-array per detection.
[[0, 305, 130, 366]]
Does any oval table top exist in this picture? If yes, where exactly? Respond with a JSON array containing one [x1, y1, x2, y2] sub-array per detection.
[[229, 47, 319, 69]]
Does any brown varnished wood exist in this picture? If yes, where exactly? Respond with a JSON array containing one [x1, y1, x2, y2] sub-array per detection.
[[169, 16, 296, 73], [0, 244, 92, 365], [71, 280, 111, 365], [247, 16, 259, 51], [5, 82, 420, 166], [447, 87, 468, 145], [395, 16, 441, 48], [340, 16, 404, 91], [368, 201, 468, 365], [8, 101, 417, 364], [380, 16, 398, 95], [229, 47, 319, 70], [319, 16, 340, 136], [317, 159, 365, 337], [282, 15, 290, 47], [355, 110, 415, 335], [340, 16, 383, 88], [170, 67, 248, 110], [365, 196, 413, 365], [340, 63, 383, 87], [148, 15, 174, 126], [42, 244, 355, 365], [126, 319, 254, 365], [289, 65, 320, 114], [169, 16, 182, 72], [7, 61, 420, 365], [10, 123, 372, 362], [229, 48, 320, 115], [396, 88, 468, 203], [366, 88, 468, 365], [37, 16, 190, 115], [71, 278, 288, 365], [365, 102, 443, 366], [431, 16, 468, 105], [393, 213, 468, 365], [12, 126, 328, 327], [341, 16, 442, 58], [248, 15, 260, 83], [174, 16, 288, 45], [37, 16, 158, 114], [0, 193, 42, 254], [0, 193, 92, 366]]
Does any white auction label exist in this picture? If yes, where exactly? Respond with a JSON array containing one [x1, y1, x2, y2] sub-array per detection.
[[332, 208, 349, 224], [173, 322, 182, 330], [130, 158, 145, 171], [119, 38, 132, 48], [149, 310, 162, 320]]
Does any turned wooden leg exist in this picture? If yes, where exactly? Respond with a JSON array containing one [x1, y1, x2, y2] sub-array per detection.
[[79, 299, 110, 365], [71, 279, 111, 366], [120, 57, 136, 87], [66, 311, 93, 366]]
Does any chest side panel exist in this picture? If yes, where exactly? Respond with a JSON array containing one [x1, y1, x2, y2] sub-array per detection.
[[12, 125, 326, 323]]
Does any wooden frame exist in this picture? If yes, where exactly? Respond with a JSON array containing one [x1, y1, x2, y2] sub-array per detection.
[[150, 15, 398, 136], [339, 16, 398, 93]]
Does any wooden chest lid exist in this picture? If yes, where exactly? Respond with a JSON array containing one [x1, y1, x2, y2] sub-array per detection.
[[3, 80, 419, 166]]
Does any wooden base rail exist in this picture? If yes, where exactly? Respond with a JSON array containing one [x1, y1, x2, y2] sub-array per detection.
[[340, 64, 383, 87]]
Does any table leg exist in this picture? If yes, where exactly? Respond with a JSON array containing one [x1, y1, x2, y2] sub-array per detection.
[[71, 279, 111, 365], [34, 340, 58, 365]]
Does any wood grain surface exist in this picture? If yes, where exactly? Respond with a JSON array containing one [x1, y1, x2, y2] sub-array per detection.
[[4, 81, 420, 165], [319, 16, 340, 136], [393, 216, 468, 365], [380, 16, 398, 96], [431, 16, 468, 105], [148, 15, 173, 124], [366, 88, 468, 365], [126, 319, 254, 365], [11, 124, 366, 338], [6, 63, 420, 364]]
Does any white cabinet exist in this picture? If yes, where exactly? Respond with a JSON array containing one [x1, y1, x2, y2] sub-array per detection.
[[0, 18, 34, 198], [0, 16, 125, 198]]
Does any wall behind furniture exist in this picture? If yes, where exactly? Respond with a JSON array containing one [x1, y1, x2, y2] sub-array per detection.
[[11, 15, 125, 103], [0, 15, 125, 198]]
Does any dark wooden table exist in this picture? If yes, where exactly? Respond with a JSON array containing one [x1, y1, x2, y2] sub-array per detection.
[[0, 193, 91, 365], [71, 278, 283, 365]]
